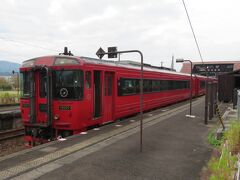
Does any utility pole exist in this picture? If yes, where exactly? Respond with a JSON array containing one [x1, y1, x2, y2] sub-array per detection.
[[160, 61, 163, 67], [171, 55, 174, 70], [96, 47, 144, 152]]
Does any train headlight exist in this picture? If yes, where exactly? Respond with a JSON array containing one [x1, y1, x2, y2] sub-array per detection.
[[54, 114, 59, 120]]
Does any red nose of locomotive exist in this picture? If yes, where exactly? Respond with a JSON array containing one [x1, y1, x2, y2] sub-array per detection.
[[20, 56, 87, 145]]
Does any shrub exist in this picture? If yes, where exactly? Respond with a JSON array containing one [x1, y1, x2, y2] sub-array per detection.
[[208, 130, 222, 147], [207, 121, 240, 179]]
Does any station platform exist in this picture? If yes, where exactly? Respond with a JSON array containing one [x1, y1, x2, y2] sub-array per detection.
[[0, 97, 215, 180], [0, 105, 20, 119], [0, 106, 21, 130]]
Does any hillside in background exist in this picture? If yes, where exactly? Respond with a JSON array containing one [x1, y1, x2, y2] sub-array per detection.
[[0, 60, 21, 76]]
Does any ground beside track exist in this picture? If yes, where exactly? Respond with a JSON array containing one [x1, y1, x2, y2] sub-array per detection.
[[0, 137, 25, 157], [0, 105, 20, 113], [0, 97, 220, 180]]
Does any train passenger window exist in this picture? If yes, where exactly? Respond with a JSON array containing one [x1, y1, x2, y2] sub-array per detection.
[[86, 71, 91, 89], [118, 78, 139, 95], [160, 80, 168, 91], [20, 71, 31, 97], [185, 81, 190, 89], [152, 80, 160, 92], [200, 81, 205, 89], [53, 70, 84, 100], [143, 80, 152, 93], [118, 78, 190, 96], [177, 81, 182, 89], [135, 79, 140, 93], [123, 79, 135, 95], [168, 81, 174, 90]]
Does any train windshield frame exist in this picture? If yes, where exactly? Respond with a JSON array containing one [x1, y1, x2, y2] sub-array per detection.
[[20, 71, 31, 98], [53, 70, 84, 100]]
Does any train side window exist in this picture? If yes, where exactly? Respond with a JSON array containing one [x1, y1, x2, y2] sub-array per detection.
[[118, 78, 139, 95], [200, 81, 205, 89], [20, 71, 31, 97], [160, 80, 168, 91], [123, 79, 135, 95], [135, 79, 140, 93], [118, 79, 122, 96], [86, 71, 91, 89], [152, 80, 159, 92], [186, 81, 190, 89], [143, 80, 152, 93], [172, 81, 177, 89]]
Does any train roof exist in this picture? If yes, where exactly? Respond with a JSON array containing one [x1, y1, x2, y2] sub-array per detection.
[[21, 55, 209, 79], [81, 56, 208, 78]]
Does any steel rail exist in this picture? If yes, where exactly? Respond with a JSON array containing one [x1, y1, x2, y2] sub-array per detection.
[[0, 128, 24, 141]]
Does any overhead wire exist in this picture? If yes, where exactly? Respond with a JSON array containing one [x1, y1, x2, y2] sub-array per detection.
[[181, 0, 204, 65], [0, 36, 58, 53]]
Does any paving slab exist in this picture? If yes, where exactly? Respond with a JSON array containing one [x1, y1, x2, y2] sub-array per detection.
[[36, 98, 211, 180], [0, 97, 214, 180]]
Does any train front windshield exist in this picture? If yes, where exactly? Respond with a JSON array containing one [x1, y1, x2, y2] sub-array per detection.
[[20, 72, 31, 98], [53, 70, 84, 100]]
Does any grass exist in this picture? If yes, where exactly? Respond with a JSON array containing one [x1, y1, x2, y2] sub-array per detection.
[[0, 91, 19, 104], [207, 121, 240, 179], [208, 130, 222, 147], [0, 90, 19, 96]]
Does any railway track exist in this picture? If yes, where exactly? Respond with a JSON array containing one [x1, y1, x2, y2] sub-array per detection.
[[0, 105, 20, 113], [0, 128, 24, 141]]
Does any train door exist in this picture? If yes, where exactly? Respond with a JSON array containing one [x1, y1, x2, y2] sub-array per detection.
[[93, 71, 102, 118], [29, 68, 52, 126], [35, 69, 48, 124], [104, 72, 114, 122]]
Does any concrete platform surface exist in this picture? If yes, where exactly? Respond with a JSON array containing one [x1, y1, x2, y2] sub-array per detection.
[[0, 97, 213, 180]]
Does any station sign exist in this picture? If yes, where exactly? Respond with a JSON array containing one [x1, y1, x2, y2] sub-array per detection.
[[193, 64, 234, 75]]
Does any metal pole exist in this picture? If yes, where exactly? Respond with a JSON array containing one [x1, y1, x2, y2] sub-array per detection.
[[118, 53, 121, 62], [97, 49, 144, 152], [213, 83, 217, 115], [204, 80, 209, 124], [17, 72, 19, 97], [189, 61, 192, 115], [209, 82, 213, 120], [176, 59, 193, 117], [139, 52, 143, 153]]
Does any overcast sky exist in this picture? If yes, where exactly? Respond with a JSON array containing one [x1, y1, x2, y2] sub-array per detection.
[[0, 0, 240, 71]]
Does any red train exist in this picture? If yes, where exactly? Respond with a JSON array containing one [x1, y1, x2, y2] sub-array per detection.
[[20, 53, 209, 145]]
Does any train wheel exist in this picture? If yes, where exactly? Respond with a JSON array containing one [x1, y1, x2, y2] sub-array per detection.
[[61, 130, 72, 138]]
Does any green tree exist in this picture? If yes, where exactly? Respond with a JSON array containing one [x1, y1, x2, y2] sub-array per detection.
[[0, 77, 12, 90], [9, 75, 19, 90]]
